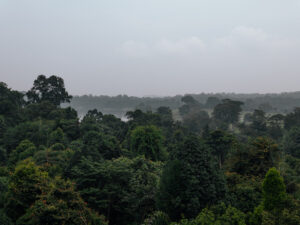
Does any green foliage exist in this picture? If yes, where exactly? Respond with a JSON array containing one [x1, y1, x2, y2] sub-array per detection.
[[183, 110, 210, 133], [17, 177, 107, 225], [283, 126, 300, 158], [282, 155, 300, 195], [285, 107, 300, 130], [49, 127, 67, 147], [179, 95, 203, 117], [229, 137, 280, 177], [4, 160, 48, 221], [181, 95, 198, 105], [23, 101, 57, 120], [50, 143, 65, 151], [205, 97, 221, 109], [82, 130, 121, 160], [0, 209, 13, 225], [157, 106, 174, 128], [0, 147, 7, 166], [278, 196, 300, 225], [33, 148, 75, 177], [0, 82, 24, 126], [156, 160, 186, 220], [56, 118, 80, 141], [250, 110, 267, 133], [262, 168, 286, 212], [249, 170, 300, 225], [205, 130, 235, 168], [26, 75, 72, 106], [70, 156, 162, 225], [158, 136, 227, 220], [173, 203, 246, 225], [8, 139, 37, 166], [3, 120, 54, 153], [213, 99, 244, 124], [225, 172, 261, 213], [130, 125, 166, 161], [143, 211, 170, 225], [0, 167, 9, 208]]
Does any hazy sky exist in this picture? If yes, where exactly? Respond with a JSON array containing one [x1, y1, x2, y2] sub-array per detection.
[[1, 0, 300, 96]]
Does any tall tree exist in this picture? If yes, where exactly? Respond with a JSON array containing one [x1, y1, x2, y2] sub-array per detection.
[[0, 82, 24, 126], [205, 96, 221, 109], [284, 107, 300, 130], [213, 99, 244, 124], [282, 126, 300, 158], [205, 130, 235, 168], [157, 136, 227, 220], [130, 125, 166, 161], [262, 168, 286, 212], [229, 137, 280, 177], [26, 75, 72, 106], [183, 110, 210, 133]]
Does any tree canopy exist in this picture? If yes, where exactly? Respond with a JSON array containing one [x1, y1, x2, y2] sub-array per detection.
[[26, 75, 72, 106]]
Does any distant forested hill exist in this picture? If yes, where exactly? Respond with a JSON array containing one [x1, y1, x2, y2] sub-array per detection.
[[64, 92, 300, 117]]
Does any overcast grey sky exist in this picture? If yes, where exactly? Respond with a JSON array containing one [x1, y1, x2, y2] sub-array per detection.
[[1, 0, 300, 96]]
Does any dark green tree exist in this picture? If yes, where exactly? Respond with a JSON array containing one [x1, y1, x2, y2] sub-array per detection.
[[8, 140, 37, 166], [26, 75, 72, 106], [183, 110, 210, 133], [157, 136, 227, 220], [179, 95, 203, 117], [0, 82, 24, 126], [262, 168, 286, 212], [205, 96, 221, 109], [156, 160, 186, 220], [181, 95, 198, 105], [0, 210, 12, 225], [229, 137, 280, 177], [213, 99, 244, 124], [70, 156, 161, 225], [17, 177, 107, 225], [250, 168, 289, 225], [283, 126, 300, 158], [142, 211, 170, 225], [205, 130, 235, 169], [4, 160, 48, 222], [284, 107, 300, 130], [250, 109, 267, 133], [0, 147, 7, 166], [174, 203, 246, 225], [130, 125, 166, 161], [48, 127, 67, 147], [3, 120, 53, 153], [82, 130, 121, 160]]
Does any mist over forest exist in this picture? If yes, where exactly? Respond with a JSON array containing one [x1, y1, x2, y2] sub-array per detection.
[[66, 91, 300, 118], [2, 0, 300, 224]]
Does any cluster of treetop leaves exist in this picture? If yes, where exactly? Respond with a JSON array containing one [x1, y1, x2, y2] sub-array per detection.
[[0, 74, 300, 225]]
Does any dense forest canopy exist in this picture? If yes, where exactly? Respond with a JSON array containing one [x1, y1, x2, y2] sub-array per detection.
[[1, 75, 300, 225]]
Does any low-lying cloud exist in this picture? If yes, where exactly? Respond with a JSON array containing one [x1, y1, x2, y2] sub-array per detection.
[[120, 37, 205, 57], [115, 26, 300, 95], [121, 26, 299, 58]]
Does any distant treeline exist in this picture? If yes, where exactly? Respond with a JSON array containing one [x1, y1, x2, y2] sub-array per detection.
[[65, 92, 300, 117]]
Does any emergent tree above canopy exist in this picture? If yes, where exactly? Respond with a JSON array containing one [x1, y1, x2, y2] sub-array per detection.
[[26, 75, 72, 106]]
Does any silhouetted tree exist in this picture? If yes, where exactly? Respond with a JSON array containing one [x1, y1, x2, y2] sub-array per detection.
[[26, 75, 72, 106]]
